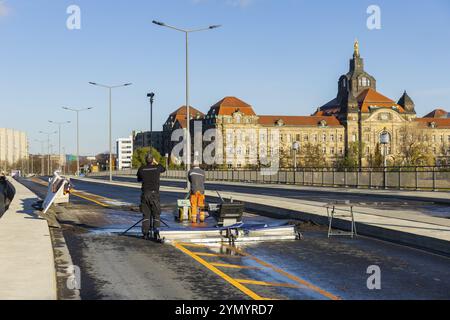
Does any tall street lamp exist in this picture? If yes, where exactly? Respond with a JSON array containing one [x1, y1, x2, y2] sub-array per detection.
[[39, 130, 57, 176], [89, 82, 132, 182], [152, 20, 221, 188], [292, 141, 300, 171], [48, 120, 71, 171], [380, 129, 390, 190], [147, 92, 155, 149], [63, 107, 94, 175]]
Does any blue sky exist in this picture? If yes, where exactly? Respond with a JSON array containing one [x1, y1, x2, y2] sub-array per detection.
[[1, 0, 449, 155]]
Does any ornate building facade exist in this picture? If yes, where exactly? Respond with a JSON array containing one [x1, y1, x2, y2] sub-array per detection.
[[160, 42, 450, 168]]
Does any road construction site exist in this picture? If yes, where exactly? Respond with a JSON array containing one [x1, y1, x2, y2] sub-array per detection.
[[9, 175, 449, 301]]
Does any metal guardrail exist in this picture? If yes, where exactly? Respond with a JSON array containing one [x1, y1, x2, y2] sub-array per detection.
[[88, 166, 450, 191]]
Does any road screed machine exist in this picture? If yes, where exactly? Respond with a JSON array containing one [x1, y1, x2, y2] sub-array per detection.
[[145, 192, 300, 244]]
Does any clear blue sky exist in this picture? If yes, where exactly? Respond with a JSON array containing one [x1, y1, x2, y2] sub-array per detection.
[[1, 0, 449, 155]]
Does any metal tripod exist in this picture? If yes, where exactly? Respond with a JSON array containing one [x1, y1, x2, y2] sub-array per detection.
[[121, 215, 169, 238]]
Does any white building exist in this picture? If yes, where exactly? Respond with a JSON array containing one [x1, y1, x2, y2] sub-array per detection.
[[116, 136, 133, 170], [0, 128, 28, 167]]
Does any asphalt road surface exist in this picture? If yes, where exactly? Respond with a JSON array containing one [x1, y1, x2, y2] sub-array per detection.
[[20, 178, 450, 300]]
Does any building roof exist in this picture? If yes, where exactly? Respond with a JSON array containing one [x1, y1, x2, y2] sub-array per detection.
[[170, 105, 205, 118], [397, 91, 415, 108], [415, 118, 450, 129], [166, 105, 204, 129], [207, 96, 256, 116], [258, 115, 342, 127], [357, 88, 405, 113], [174, 119, 188, 129], [423, 109, 449, 119]]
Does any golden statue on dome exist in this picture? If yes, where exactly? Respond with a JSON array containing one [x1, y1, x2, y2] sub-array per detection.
[[354, 39, 360, 57]]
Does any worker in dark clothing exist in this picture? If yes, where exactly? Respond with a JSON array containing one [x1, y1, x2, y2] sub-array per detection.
[[188, 161, 206, 223], [137, 153, 166, 239], [0, 172, 16, 219]]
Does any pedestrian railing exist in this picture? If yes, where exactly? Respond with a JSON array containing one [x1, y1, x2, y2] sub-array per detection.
[[87, 166, 450, 191]]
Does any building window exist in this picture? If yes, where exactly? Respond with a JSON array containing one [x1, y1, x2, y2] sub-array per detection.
[[313, 134, 318, 143], [330, 134, 335, 142], [330, 147, 335, 155], [304, 134, 309, 142], [322, 134, 327, 142], [322, 147, 327, 154], [352, 134, 357, 142], [339, 134, 343, 143]]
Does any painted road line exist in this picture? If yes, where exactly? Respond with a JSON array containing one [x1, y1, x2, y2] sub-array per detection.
[[193, 252, 244, 259], [210, 263, 260, 270], [235, 279, 301, 289], [178, 243, 210, 248], [221, 243, 341, 301], [174, 242, 266, 300], [71, 191, 111, 208]]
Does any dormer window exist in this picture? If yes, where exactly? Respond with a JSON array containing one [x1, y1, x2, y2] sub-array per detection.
[[429, 122, 437, 129], [276, 119, 285, 127], [318, 120, 328, 127]]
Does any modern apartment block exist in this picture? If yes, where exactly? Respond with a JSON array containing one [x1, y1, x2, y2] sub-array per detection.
[[0, 128, 29, 167], [116, 136, 133, 170]]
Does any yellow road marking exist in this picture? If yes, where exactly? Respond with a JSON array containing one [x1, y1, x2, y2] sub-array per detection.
[[210, 263, 260, 270], [221, 244, 341, 301], [177, 243, 208, 248], [174, 242, 266, 300], [71, 191, 111, 207], [193, 252, 244, 258], [235, 279, 300, 289]]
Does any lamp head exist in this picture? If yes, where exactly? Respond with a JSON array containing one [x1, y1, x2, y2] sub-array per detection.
[[152, 20, 165, 26]]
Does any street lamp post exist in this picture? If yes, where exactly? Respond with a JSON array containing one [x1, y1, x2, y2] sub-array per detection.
[[152, 20, 221, 189], [89, 82, 132, 182], [380, 130, 390, 190], [48, 120, 71, 172], [292, 141, 300, 171], [63, 107, 93, 175], [39, 131, 57, 176], [147, 92, 155, 148]]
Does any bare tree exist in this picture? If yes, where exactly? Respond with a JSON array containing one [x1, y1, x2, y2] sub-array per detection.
[[396, 124, 435, 166]]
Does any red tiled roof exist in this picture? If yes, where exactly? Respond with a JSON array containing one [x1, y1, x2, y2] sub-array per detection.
[[357, 88, 405, 113], [170, 105, 204, 117], [208, 97, 256, 116], [424, 109, 449, 118], [415, 118, 450, 129], [174, 119, 188, 129], [258, 115, 342, 127]]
